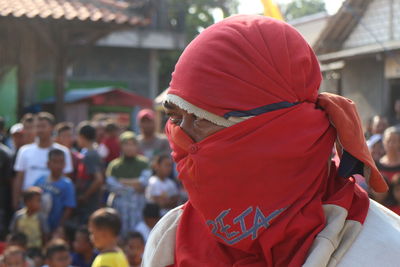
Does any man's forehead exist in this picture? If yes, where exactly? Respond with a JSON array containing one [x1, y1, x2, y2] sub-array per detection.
[[163, 101, 179, 110]]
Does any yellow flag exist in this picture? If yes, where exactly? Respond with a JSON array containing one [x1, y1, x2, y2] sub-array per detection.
[[260, 0, 284, 21]]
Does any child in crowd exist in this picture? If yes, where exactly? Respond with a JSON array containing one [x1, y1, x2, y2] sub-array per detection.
[[89, 208, 129, 267], [146, 155, 179, 215], [26, 248, 44, 267], [44, 239, 72, 267], [71, 227, 97, 267], [106, 131, 149, 235], [367, 134, 385, 162], [75, 122, 103, 225], [9, 187, 49, 249], [134, 203, 160, 242], [123, 232, 145, 267], [0, 246, 28, 267], [34, 149, 76, 234]]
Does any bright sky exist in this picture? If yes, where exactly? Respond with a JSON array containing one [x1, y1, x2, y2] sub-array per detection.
[[238, 0, 346, 16]]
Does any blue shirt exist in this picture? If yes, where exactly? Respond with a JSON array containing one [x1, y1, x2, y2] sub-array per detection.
[[34, 176, 76, 231], [71, 251, 98, 267]]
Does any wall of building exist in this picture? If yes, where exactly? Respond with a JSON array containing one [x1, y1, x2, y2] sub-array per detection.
[[343, 0, 398, 49], [340, 56, 389, 124], [35, 46, 152, 102]]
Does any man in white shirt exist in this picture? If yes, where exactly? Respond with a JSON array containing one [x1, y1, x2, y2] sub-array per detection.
[[13, 112, 73, 210]]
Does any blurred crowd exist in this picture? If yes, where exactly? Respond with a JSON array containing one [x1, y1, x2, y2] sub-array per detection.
[[2, 99, 400, 266], [0, 109, 186, 267], [362, 101, 400, 213]]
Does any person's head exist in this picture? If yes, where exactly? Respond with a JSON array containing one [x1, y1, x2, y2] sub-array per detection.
[[2, 246, 26, 267], [47, 149, 65, 179], [104, 121, 119, 137], [26, 247, 44, 267], [88, 208, 121, 250], [382, 126, 400, 154], [76, 121, 96, 148], [143, 203, 161, 228], [73, 226, 93, 255], [120, 131, 139, 157], [6, 232, 28, 250], [45, 239, 71, 267], [22, 187, 42, 213], [10, 123, 25, 149], [371, 115, 389, 135], [163, 101, 225, 142], [36, 112, 55, 141], [20, 113, 36, 144], [123, 232, 145, 267], [55, 122, 74, 148], [152, 154, 173, 179], [391, 173, 400, 204], [367, 134, 385, 161], [137, 109, 156, 137]]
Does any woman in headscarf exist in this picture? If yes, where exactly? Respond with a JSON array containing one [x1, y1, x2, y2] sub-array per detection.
[[143, 15, 400, 266]]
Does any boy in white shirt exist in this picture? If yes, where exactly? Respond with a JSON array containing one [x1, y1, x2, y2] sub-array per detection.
[[13, 112, 73, 210]]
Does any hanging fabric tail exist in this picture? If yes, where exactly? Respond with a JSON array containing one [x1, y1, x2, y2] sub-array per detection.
[[260, 0, 284, 20]]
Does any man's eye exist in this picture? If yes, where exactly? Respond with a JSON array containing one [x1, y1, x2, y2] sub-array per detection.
[[169, 117, 182, 125]]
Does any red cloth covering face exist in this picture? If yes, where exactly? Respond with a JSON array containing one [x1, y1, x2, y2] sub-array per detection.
[[166, 15, 385, 266]]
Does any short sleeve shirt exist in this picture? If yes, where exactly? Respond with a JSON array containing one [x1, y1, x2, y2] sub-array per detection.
[[92, 250, 129, 267], [14, 143, 73, 189], [34, 176, 76, 231]]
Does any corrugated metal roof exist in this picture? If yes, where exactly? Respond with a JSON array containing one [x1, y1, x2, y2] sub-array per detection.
[[0, 0, 150, 25]]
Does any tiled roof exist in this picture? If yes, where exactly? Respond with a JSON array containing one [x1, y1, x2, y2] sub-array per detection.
[[0, 0, 150, 25]]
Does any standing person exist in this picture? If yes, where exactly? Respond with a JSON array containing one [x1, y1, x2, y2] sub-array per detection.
[[106, 131, 149, 234], [145, 155, 178, 215], [376, 126, 400, 182], [75, 122, 103, 225], [0, 246, 29, 267], [134, 203, 160, 243], [143, 15, 400, 266], [43, 239, 72, 267], [9, 123, 25, 155], [13, 112, 73, 210], [9, 187, 49, 250], [98, 121, 120, 165], [136, 109, 171, 160], [371, 115, 389, 135], [0, 142, 12, 237], [89, 208, 129, 267], [34, 149, 76, 234], [71, 227, 97, 267], [20, 113, 36, 145], [123, 232, 145, 267], [54, 122, 79, 179]]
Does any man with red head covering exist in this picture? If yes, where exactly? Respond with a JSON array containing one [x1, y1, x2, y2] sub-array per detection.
[[143, 15, 400, 266]]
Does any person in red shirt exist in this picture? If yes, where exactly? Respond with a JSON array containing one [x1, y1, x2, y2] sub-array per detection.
[[98, 121, 120, 165]]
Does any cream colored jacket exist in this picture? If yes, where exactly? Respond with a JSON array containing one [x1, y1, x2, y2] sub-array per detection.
[[143, 200, 400, 267]]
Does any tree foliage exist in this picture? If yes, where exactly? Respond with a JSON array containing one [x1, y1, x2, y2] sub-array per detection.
[[282, 0, 326, 21]]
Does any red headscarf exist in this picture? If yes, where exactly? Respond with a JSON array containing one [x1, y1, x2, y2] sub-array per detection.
[[166, 15, 386, 266]]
